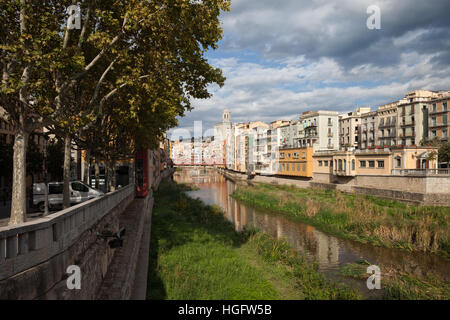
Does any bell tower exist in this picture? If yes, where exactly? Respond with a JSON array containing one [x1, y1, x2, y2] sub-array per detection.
[[222, 109, 231, 123]]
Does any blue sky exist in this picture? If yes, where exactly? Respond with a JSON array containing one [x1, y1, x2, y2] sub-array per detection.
[[170, 0, 450, 139]]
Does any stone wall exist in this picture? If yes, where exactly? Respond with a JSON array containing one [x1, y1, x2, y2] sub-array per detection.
[[218, 168, 449, 206], [0, 185, 135, 300]]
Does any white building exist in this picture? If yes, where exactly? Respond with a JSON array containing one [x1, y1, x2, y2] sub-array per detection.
[[298, 110, 339, 151]]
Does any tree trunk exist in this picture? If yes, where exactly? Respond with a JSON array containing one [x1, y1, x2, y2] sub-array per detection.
[[110, 159, 116, 192], [83, 149, 90, 185], [105, 158, 112, 193], [9, 128, 28, 225], [63, 134, 71, 209], [94, 160, 100, 190]]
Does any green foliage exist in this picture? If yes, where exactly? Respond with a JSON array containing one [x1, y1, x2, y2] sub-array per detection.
[[383, 274, 450, 300], [438, 142, 450, 163]]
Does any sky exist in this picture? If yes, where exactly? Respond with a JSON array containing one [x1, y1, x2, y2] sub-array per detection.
[[169, 0, 450, 139]]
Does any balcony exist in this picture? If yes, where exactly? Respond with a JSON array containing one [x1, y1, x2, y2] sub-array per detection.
[[400, 121, 415, 127], [379, 122, 395, 128], [429, 122, 449, 128], [429, 109, 448, 115], [328, 133, 333, 137], [334, 169, 355, 177]]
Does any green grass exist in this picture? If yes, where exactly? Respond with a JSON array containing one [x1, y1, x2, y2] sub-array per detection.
[[383, 273, 450, 300], [231, 183, 450, 258], [147, 181, 361, 300], [337, 260, 450, 299]]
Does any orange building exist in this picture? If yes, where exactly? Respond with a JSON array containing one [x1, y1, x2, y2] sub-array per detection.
[[277, 147, 314, 178]]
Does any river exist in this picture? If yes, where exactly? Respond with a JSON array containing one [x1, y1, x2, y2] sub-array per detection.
[[174, 166, 449, 298]]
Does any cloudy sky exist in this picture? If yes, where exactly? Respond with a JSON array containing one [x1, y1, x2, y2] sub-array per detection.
[[170, 0, 450, 139]]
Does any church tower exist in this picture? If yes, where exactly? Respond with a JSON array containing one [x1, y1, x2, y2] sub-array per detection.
[[222, 109, 231, 123]]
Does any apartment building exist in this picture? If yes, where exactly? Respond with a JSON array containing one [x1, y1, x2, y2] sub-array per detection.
[[279, 120, 302, 149], [298, 111, 339, 151], [339, 107, 370, 150], [266, 120, 289, 175], [396, 90, 438, 146], [277, 147, 314, 178], [358, 111, 377, 149], [428, 94, 450, 142], [377, 102, 398, 147]]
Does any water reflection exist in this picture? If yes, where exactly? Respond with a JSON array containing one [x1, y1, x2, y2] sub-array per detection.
[[174, 167, 450, 282]]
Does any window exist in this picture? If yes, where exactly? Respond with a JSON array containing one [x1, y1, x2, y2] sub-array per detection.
[[360, 161, 366, 168], [297, 164, 300, 171], [443, 129, 448, 138], [369, 161, 375, 168], [302, 152, 306, 159], [319, 161, 323, 167], [286, 164, 290, 171], [377, 160, 385, 168], [324, 161, 328, 167], [396, 157, 401, 167], [280, 153, 285, 159], [433, 104, 437, 112], [351, 160, 355, 171], [49, 184, 63, 195], [302, 163, 306, 171], [72, 182, 89, 192], [338, 159, 343, 171], [444, 114, 448, 125], [444, 102, 448, 111]]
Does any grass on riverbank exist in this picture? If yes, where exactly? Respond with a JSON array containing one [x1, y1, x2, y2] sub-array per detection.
[[338, 260, 450, 300], [232, 184, 450, 258], [147, 182, 361, 300]]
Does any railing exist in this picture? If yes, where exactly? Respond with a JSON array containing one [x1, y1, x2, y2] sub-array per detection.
[[429, 109, 448, 115], [0, 184, 135, 281], [391, 169, 450, 176], [429, 122, 448, 128]]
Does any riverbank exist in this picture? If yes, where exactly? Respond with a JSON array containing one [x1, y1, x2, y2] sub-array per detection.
[[231, 183, 450, 259], [147, 182, 361, 300]]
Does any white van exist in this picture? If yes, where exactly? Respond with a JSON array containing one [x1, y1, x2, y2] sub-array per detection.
[[32, 181, 104, 212]]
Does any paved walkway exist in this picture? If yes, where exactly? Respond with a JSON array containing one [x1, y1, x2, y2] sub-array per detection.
[[97, 197, 152, 300]]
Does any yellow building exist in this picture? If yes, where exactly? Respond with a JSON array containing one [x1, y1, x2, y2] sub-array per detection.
[[278, 147, 313, 178]]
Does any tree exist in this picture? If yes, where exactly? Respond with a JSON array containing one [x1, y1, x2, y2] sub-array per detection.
[[1, 1, 70, 224], [2, 0, 230, 223], [438, 142, 450, 165]]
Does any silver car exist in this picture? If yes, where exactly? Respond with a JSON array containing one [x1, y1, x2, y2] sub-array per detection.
[[32, 181, 104, 212]]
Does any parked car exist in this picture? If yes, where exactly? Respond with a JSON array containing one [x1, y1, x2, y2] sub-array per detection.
[[32, 181, 104, 212]]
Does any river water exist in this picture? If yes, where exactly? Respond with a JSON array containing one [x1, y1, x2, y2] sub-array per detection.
[[174, 167, 449, 298]]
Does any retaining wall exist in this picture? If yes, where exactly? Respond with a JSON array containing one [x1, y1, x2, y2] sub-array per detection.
[[216, 168, 450, 206], [0, 184, 135, 299]]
